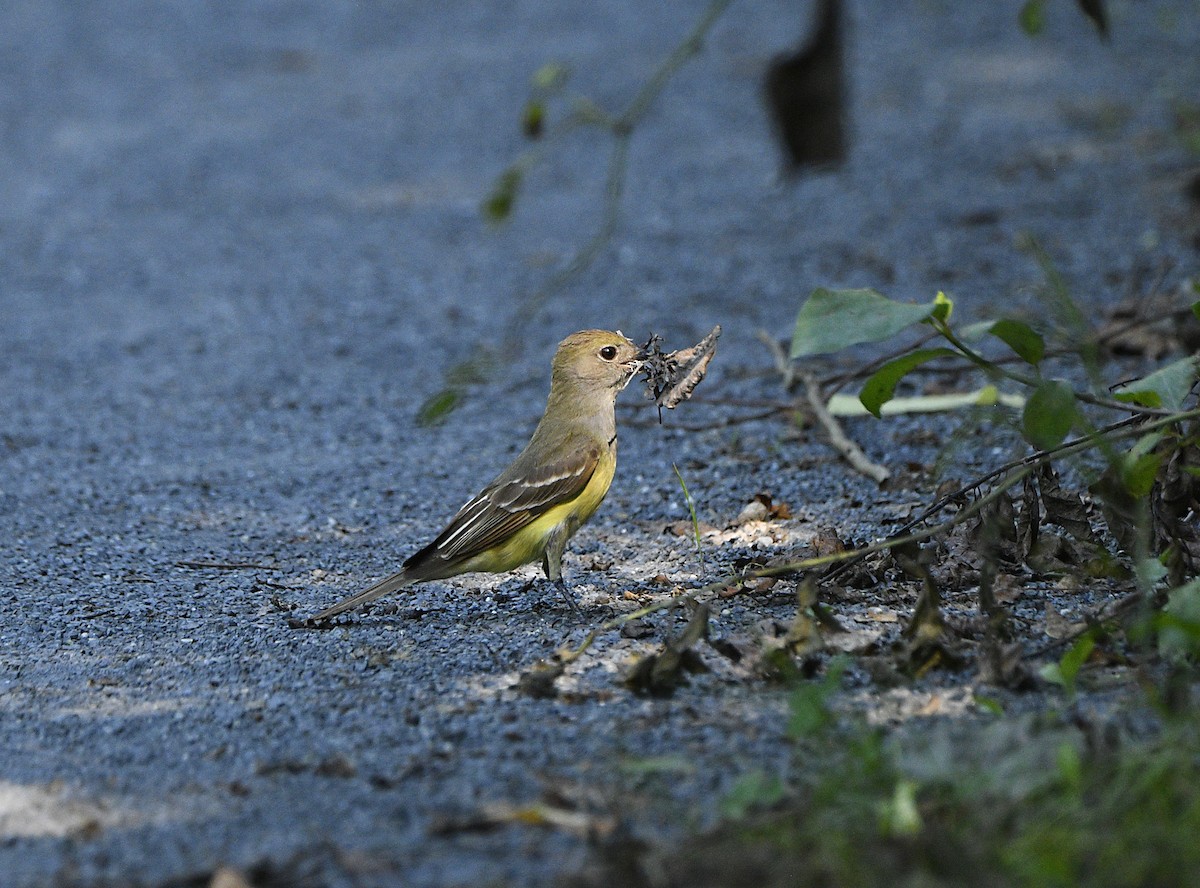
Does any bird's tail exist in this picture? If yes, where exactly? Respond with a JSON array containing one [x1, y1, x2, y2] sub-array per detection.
[[304, 569, 413, 625]]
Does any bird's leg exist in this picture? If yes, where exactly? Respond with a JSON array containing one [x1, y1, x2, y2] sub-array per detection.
[[542, 532, 583, 618], [553, 577, 583, 618]]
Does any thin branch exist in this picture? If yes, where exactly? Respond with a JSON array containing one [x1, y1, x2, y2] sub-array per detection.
[[618, 0, 734, 131], [802, 372, 890, 484], [551, 405, 1200, 668], [622, 406, 786, 431], [893, 407, 1198, 539], [756, 328, 797, 391], [933, 318, 1174, 416], [1030, 590, 1145, 658], [176, 560, 278, 571], [823, 405, 1200, 586], [497, 0, 733, 358]]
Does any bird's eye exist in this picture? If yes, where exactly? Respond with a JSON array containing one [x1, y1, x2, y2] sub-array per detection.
[[599, 345, 618, 361]]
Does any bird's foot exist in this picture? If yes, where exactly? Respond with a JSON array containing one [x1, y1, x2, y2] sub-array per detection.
[[553, 578, 585, 621]]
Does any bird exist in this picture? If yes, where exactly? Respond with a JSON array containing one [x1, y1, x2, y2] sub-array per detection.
[[303, 329, 646, 624]]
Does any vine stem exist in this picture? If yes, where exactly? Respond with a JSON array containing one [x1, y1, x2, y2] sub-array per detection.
[[931, 318, 1173, 417], [498, 0, 734, 358]]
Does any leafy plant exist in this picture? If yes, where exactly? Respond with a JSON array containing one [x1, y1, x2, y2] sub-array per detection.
[[790, 263, 1199, 628]]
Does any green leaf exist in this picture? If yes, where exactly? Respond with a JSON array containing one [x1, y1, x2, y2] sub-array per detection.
[[786, 658, 846, 738], [859, 348, 956, 418], [1112, 356, 1199, 410], [878, 780, 922, 837], [1191, 299, 1200, 322], [976, 384, 1000, 406], [988, 318, 1045, 366], [481, 166, 523, 223], [1121, 451, 1163, 498], [1039, 634, 1094, 698], [531, 61, 570, 91], [1022, 380, 1077, 450], [1159, 578, 1200, 660], [931, 291, 953, 323], [1056, 742, 1083, 793], [973, 694, 1004, 716], [521, 100, 545, 139], [416, 388, 460, 427], [720, 771, 785, 820], [790, 288, 937, 358], [1020, 0, 1046, 35]]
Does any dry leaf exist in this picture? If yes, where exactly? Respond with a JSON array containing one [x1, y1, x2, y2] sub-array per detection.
[[623, 604, 710, 695], [639, 326, 721, 417]]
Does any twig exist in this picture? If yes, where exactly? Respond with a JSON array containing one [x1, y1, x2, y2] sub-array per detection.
[[933, 317, 1175, 417], [893, 408, 1196, 539], [555, 463, 1037, 665], [824, 406, 1200, 586], [622, 406, 786, 431], [801, 372, 890, 484], [557, 592, 694, 664], [1030, 590, 1146, 658], [755, 328, 796, 391], [175, 560, 278, 571]]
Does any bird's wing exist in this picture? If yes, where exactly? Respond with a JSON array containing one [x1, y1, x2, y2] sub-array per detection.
[[303, 445, 600, 625], [411, 442, 601, 564]]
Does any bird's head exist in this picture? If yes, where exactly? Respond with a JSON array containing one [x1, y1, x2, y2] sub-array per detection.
[[551, 329, 645, 394]]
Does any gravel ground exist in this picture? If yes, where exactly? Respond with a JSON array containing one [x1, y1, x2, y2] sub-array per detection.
[[1, 1, 1198, 885]]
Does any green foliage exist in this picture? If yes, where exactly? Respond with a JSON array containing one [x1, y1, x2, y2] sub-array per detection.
[[531, 61, 571, 92], [415, 387, 460, 427], [1038, 634, 1096, 699], [521, 100, 545, 138], [1113, 356, 1199, 410], [988, 317, 1045, 366], [877, 779, 922, 837], [481, 165, 523, 223], [1159, 578, 1200, 660], [1120, 449, 1163, 499], [788, 254, 1199, 583], [1022, 379, 1077, 450], [786, 657, 845, 737], [720, 771, 785, 820], [672, 463, 705, 569], [639, 708, 1200, 888], [1020, 1, 1110, 42], [790, 288, 937, 358], [859, 348, 956, 418], [1019, 0, 1047, 35]]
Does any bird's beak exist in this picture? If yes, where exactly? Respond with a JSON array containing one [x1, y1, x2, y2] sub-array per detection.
[[615, 353, 644, 391]]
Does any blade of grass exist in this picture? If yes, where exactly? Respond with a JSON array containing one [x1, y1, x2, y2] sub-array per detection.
[[673, 462, 705, 571]]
